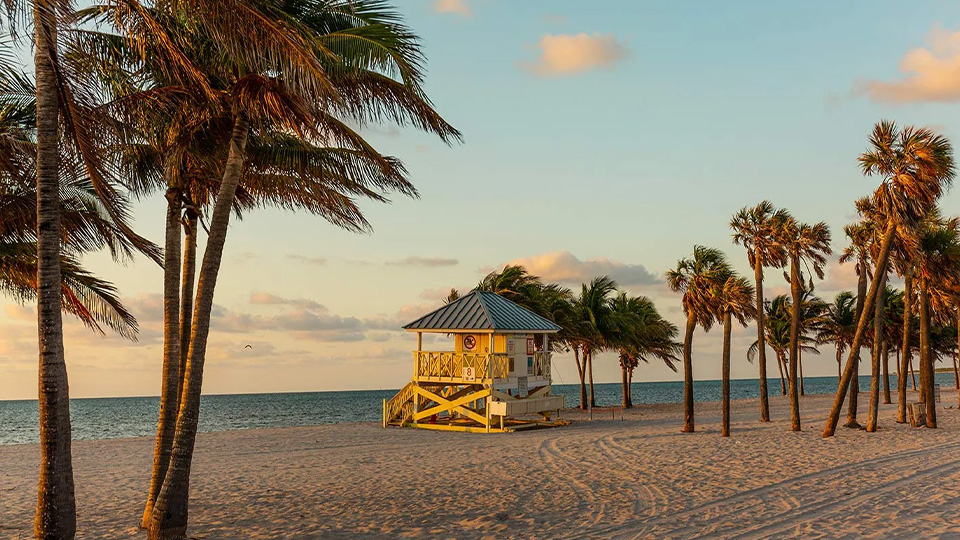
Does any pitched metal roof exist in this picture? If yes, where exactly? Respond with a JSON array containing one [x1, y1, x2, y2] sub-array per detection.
[[403, 291, 561, 333]]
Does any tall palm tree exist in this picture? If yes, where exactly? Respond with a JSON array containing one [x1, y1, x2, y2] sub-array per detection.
[[667, 245, 731, 433], [817, 292, 857, 381], [825, 121, 955, 437], [731, 201, 789, 422], [1, 37, 156, 536], [715, 275, 755, 437], [795, 288, 827, 396], [571, 276, 619, 408], [775, 217, 831, 431], [130, 3, 461, 538], [838, 221, 872, 428], [866, 266, 887, 433], [913, 218, 960, 428]]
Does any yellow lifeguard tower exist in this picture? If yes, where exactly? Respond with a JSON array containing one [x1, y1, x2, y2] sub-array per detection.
[[382, 291, 565, 433]]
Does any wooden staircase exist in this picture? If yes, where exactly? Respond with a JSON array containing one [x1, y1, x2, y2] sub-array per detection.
[[383, 381, 416, 427]]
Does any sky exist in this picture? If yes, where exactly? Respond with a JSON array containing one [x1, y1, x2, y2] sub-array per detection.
[[4, 0, 960, 399]]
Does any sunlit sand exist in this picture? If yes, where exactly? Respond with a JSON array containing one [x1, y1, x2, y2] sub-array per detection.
[[3, 389, 958, 539]]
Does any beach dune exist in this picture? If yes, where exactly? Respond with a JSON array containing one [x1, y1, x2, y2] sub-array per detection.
[[3, 390, 960, 539]]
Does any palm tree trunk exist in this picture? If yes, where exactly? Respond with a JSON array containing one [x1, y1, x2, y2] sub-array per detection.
[[722, 310, 732, 437], [776, 351, 786, 395], [788, 255, 802, 432], [919, 278, 936, 428], [846, 256, 869, 430], [148, 115, 250, 540], [34, 5, 76, 537], [587, 349, 595, 408], [898, 270, 913, 423], [825, 220, 895, 438], [142, 186, 183, 529], [621, 364, 630, 408], [753, 261, 770, 422], [882, 339, 891, 405], [178, 209, 199, 401], [573, 345, 586, 410], [799, 350, 805, 396], [626, 369, 633, 408], [682, 312, 696, 433], [953, 354, 959, 391], [836, 344, 843, 384], [910, 358, 917, 390], [867, 271, 886, 432]]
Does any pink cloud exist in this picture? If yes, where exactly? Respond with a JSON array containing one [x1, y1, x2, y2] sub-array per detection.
[[860, 26, 960, 103], [433, 0, 471, 17], [523, 33, 627, 76], [506, 250, 658, 286]]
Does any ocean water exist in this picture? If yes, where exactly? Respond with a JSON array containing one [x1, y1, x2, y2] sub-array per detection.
[[1, 373, 954, 445]]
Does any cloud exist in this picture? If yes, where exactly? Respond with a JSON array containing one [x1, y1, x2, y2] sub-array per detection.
[[506, 251, 659, 287], [386, 256, 458, 268], [250, 292, 326, 311], [523, 33, 627, 76], [433, 0, 471, 17], [286, 254, 327, 266], [817, 261, 860, 294], [859, 26, 960, 103]]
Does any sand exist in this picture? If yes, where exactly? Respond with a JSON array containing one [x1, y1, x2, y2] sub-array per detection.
[[3, 389, 960, 539]]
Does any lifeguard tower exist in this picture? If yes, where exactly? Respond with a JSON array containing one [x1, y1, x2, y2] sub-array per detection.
[[382, 290, 565, 432]]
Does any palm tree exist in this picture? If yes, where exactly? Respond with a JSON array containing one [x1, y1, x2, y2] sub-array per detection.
[[667, 245, 732, 433], [866, 266, 887, 433], [715, 275, 755, 437], [913, 218, 960, 428], [1, 43, 157, 536], [881, 286, 904, 405], [775, 217, 831, 431], [749, 295, 820, 396], [795, 288, 827, 396], [838, 221, 872, 428], [129, 3, 461, 538], [825, 121, 955, 438], [609, 292, 680, 408], [731, 201, 789, 422], [571, 276, 619, 408], [817, 292, 857, 381]]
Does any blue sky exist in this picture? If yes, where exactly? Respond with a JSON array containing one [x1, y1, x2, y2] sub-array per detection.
[[4, 0, 960, 399]]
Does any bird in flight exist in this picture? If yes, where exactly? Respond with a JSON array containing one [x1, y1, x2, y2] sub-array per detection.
[[244, 344, 252, 349]]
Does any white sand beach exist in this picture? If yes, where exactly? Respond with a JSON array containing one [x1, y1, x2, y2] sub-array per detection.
[[3, 390, 960, 539]]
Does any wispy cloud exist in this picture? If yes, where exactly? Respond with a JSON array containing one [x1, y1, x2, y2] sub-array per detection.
[[523, 33, 627, 77], [249, 292, 326, 311], [506, 250, 659, 287], [286, 254, 327, 266], [386, 256, 458, 268], [433, 0, 471, 17], [859, 26, 960, 103]]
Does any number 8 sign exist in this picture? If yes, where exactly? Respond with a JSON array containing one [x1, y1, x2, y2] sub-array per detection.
[[462, 366, 476, 382]]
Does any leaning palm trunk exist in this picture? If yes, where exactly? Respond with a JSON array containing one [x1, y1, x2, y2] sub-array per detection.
[[753, 262, 771, 421], [142, 185, 183, 529], [824, 220, 895, 437], [148, 116, 250, 540], [866, 272, 886, 432], [34, 5, 77, 537], [721, 310, 732, 437], [178, 209, 199, 400], [775, 352, 787, 395], [919, 278, 937, 428], [835, 344, 843, 383], [788, 256, 802, 431], [846, 255, 869, 429], [681, 313, 696, 432], [897, 269, 912, 423], [573, 346, 587, 409]]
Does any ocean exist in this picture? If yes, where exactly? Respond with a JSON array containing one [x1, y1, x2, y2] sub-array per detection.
[[1, 373, 954, 445]]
